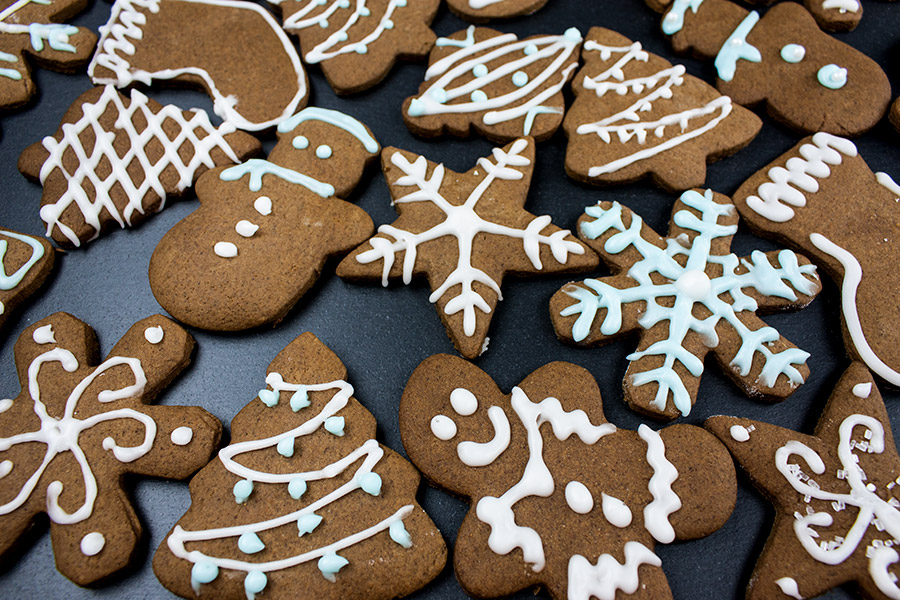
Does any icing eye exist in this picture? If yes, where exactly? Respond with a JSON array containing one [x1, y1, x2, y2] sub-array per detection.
[[254, 196, 272, 216], [430, 414, 457, 440], [565, 481, 594, 514], [450, 388, 478, 415], [600, 492, 632, 527]]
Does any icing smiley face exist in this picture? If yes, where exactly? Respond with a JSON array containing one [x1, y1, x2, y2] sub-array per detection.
[[400, 354, 736, 600]]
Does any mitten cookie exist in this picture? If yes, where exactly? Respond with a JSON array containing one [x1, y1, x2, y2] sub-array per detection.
[[88, 0, 308, 131], [403, 26, 582, 143], [0, 313, 222, 585], [400, 354, 736, 600], [0, 228, 54, 332], [550, 189, 821, 420], [153, 332, 446, 599], [651, 0, 890, 135], [337, 137, 599, 359], [268, 0, 439, 94], [706, 363, 900, 600], [733, 132, 900, 388], [0, 0, 96, 112], [18, 85, 260, 249], [445, 0, 549, 21], [564, 27, 761, 192], [149, 107, 377, 331]]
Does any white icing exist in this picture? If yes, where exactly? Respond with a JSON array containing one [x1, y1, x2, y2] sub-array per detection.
[[144, 325, 164, 344], [822, 0, 859, 12], [457, 405, 510, 467], [565, 481, 594, 514], [0, 399, 11, 413], [171, 426, 193, 445], [639, 424, 681, 544], [235, 220, 259, 237], [568, 541, 662, 600], [450, 387, 478, 415], [254, 196, 273, 215], [876, 172, 900, 198], [600, 493, 632, 527], [214, 241, 238, 258], [80, 532, 106, 556], [853, 382, 873, 398], [430, 414, 457, 440], [730, 424, 751, 442], [32, 324, 55, 345], [775, 577, 804, 599]]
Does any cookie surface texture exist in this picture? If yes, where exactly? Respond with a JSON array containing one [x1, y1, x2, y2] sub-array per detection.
[[733, 132, 900, 388], [88, 0, 309, 131], [705, 362, 900, 600], [18, 85, 261, 249], [0, 312, 222, 585], [445, 0, 549, 21], [0, 0, 97, 112], [153, 332, 447, 599], [550, 189, 821, 420], [653, 0, 890, 135], [0, 228, 55, 332], [270, 0, 439, 94], [564, 27, 761, 192], [403, 26, 581, 143], [337, 137, 599, 359], [400, 354, 736, 599], [149, 107, 377, 331]]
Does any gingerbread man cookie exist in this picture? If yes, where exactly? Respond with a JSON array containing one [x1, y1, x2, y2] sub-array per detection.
[[445, 0, 549, 21], [400, 354, 736, 600], [0, 228, 54, 333]]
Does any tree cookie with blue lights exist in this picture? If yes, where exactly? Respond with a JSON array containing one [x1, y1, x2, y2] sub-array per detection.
[[402, 26, 582, 143], [550, 189, 821, 420], [399, 353, 736, 600], [564, 27, 761, 192], [0, 312, 222, 586], [0, 228, 55, 333], [705, 362, 900, 600], [0, 0, 97, 112], [647, 0, 890, 135], [153, 332, 447, 600], [149, 107, 377, 332], [446, 0, 549, 21], [337, 137, 599, 359], [267, 0, 440, 94]]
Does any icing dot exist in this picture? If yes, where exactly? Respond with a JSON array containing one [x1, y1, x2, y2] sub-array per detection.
[[319, 18, 329, 28], [472, 64, 488, 78], [290, 389, 310, 411], [601, 493, 633, 527], [383, 19, 394, 29], [292, 135, 309, 149], [337, 0, 350, 7], [867, 483, 877, 492], [360, 6, 370, 15], [430, 414, 457, 440], [0, 399, 11, 413], [407, 98, 425, 117], [318, 552, 349, 582], [244, 571, 267, 598], [214, 241, 238, 258], [254, 196, 272, 215], [389, 520, 412, 548], [730, 425, 751, 442], [524, 43, 538, 56], [359, 472, 382, 496], [565, 481, 594, 514], [471, 90, 488, 103], [0, 460, 11, 479], [288, 478, 307, 500], [32, 324, 55, 344], [817, 64, 847, 90], [238, 531, 266, 554], [316, 145, 333, 159], [191, 561, 219, 593], [775, 577, 803, 600], [512, 71, 529, 87], [853, 382, 872, 398], [355, 44, 368, 54], [324, 416, 345, 436], [564, 27, 582, 42], [674, 269, 711, 301], [430, 87, 448, 104], [236, 220, 259, 238], [450, 388, 478, 415], [277, 437, 295, 458], [144, 325, 164, 344], [298, 513, 323, 535], [780, 44, 806, 63], [258, 389, 279, 407], [171, 426, 193, 445], [80, 532, 105, 556], [234, 479, 254, 504]]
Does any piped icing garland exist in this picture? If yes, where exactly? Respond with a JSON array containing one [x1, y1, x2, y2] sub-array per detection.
[[0, 313, 221, 586], [336, 137, 598, 359], [19, 85, 259, 248], [706, 363, 900, 600], [550, 189, 821, 420], [445, 0, 550, 20], [0, 228, 54, 330], [563, 27, 760, 192], [403, 26, 582, 142], [400, 355, 736, 600], [153, 332, 446, 600]]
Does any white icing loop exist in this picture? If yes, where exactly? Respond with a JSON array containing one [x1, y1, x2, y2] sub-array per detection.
[[32, 324, 55, 345]]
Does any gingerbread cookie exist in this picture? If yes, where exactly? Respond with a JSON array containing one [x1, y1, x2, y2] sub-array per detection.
[[149, 107, 377, 332], [400, 354, 736, 600], [706, 362, 900, 600], [650, 0, 890, 135], [733, 132, 900, 388], [891, 97, 900, 134], [89, 0, 309, 131], [153, 332, 446, 599], [403, 26, 582, 143], [0, 0, 96, 112], [742, 0, 863, 31], [0, 228, 54, 333], [337, 137, 598, 359], [0, 312, 222, 586], [268, 0, 439, 95], [550, 189, 821, 420], [564, 27, 761, 192], [445, 0, 549, 21], [19, 85, 260, 248]]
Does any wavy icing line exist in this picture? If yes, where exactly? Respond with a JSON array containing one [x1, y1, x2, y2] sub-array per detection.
[[0, 230, 45, 316]]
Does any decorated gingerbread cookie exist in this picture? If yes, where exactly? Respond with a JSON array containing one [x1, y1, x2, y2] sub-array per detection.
[[88, 0, 309, 131], [400, 354, 736, 600], [550, 189, 822, 420], [0, 0, 97, 112], [706, 362, 900, 600], [650, 0, 891, 135], [267, 0, 439, 95], [402, 26, 582, 143], [445, 0, 549, 21], [743, 0, 864, 31], [563, 27, 761, 192], [733, 132, 900, 389], [0, 228, 54, 333], [18, 85, 260, 249], [149, 107, 377, 332], [337, 137, 599, 359], [153, 332, 447, 599], [0, 313, 222, 585]]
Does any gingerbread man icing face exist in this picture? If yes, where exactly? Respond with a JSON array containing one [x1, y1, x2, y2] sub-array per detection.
[[400, 354, 736, 600]]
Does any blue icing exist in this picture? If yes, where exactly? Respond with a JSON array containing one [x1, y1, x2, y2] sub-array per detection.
[[220, 160, 335, 198], [318, 552, 349, 581], [288, 478, 307, 500], [324, 416, 345, 436], [407, 98, 425, 117], [0, 231, 45, 291], [384, 19, 394, 29], [472, 64, 488, 78], [524, 43, 538, 56], [244, 571, 267, 599], [512, 71, 528, 87], [190, 561, 218, 591], [471, 90, 488, 103], [233, 479, 254, 504], [27, 24, 79, 53], [292, 135, 309, 149], [238, 532, 265, 554], [780, 44, 805, 64], [714, 11, 761, 82], [564, 27, 582, 43], [355, 45, 368, 54], [430, 87, 447, 104], [523, 105, 563, 136], [662, 0, 704, 35], [359, 472, 382, 496], [297, 513, 323, 536], [389, 520, 412, 548], [360, 6, 370, 15], [316, 145, 333, 159], [277, 107, 379, 153], [276, 437, 295, 458], [258, 389, 279, 407], [817, 64, 847, 89], [436, 25, 475, 48], [290, 389, 310, 411], [0, 52, 20, 81]]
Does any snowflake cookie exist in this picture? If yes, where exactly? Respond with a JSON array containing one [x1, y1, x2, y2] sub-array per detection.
[[563, 27, 761, 192], [337, 137, 599, 359], [445, 0, 549, 21], [550, 189, 821, 420], [0, 313, 222, 585], [400, 354, 736, 600], [0, 0, 97, 112], [706, 363, 900, 600], [0, 228, 54, 333], [153, 332, 447, 599]]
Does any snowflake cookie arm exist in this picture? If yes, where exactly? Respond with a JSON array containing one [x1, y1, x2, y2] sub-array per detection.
[[729, 249, 821, 312]]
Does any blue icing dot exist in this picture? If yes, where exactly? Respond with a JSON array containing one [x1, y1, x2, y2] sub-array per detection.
[[318, 553, 349, 581], [471, 90, 488, 103], [276, 437, 295, 458], [355, 44, 368, 54], [780, 44, 805, 64], [360, 6, 370, 15], [258, 389, 278, 407], [512, 71, 528, 87], [316, 145, 333, 159], [297, 513, 323, 536], [290, 389, 310, 411], [817, 64, 847, 90], [288, 478, 307, 500], [337, 31, 348, 42], [191, 561, 219, 588], [337, 0, 349, 6], [319, 18, 328, 28], [430, 87, 447, 104], [524, 43, 538, 56], [389, 520, 412, 548], [359, 472, 382, 496], [324, 416, 345, 436], [472, 64, 488, 78], [233, 479, 253, 504], [408, 98, 425, 117], [396, 0, 406, 5], [292, 135, 309, 149], [244, 571, 267, 598], [238, 531, 265, 554], [564, 27, 582, 42], [384, 19, 394, 29]]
